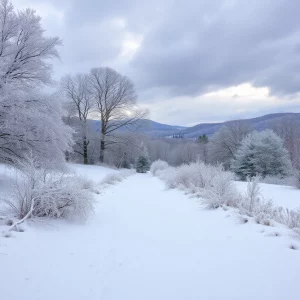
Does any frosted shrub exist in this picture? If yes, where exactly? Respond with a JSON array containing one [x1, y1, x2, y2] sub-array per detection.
[[153, 160, 300, 231], [101, 173, 123, 185], [241, 177, 262, 216], [0, 157, 95, 222], [199, 169, 240, 209], [166, 164, 197, 190], [155, 166, 175, 181], [239, 177, 275, 225], [33, 176, 94, 221], [100, 169, 135, 186], [154, 161, 239, 209], [150, 160, 169, 176], [237, 179, 300, 229], [274, 207, 300, 229]]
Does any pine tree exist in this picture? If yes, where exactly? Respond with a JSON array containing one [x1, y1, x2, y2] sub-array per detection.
[[197, 134, 208, 144], [231, 130, 292, 180], [136, 142, 150, 173]]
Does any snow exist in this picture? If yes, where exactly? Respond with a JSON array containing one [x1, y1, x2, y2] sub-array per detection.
[[68, 163, 118, 182], [1, 164, 300, 300], [235, 181, 300, 209]]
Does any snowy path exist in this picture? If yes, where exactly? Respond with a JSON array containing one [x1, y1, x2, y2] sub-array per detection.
[[1, 173, 300, 300]]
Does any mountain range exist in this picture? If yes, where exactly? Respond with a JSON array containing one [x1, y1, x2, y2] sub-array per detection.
[[86, 112, 300, 138], [138, 112, 300, 138]]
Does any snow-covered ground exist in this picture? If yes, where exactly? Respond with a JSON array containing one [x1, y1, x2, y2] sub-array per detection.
[[68, 163, 118, 182], [1, 164, 300, 300], [235, 181, 300, 209]]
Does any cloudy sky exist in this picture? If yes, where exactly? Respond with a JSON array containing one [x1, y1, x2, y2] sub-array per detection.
[[14, 0, 300, 126]]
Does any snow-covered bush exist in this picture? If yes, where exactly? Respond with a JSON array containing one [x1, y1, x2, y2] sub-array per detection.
[[201, 171, 241, 209], [0, 157, 95, 222], [232, 130, 292, 180], [240, 176, 262, 216], [273, 207, 300, 229], [101, 173, 123, 185], [239, 177, 274, 220], [150, 160, 169, 176], [153, 160, 300, 232], [100, 169, 135, 186], [164, 163, 197, 189], [154, 161, 239, 209]]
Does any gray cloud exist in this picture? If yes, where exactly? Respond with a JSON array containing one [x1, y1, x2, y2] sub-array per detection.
[[12, 0, 300, 124], [131, 0, 300, 96]]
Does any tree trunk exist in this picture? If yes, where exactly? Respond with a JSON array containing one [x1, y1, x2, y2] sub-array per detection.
[[83, 137, 88, 164], [99, 132, 105, 163], [203, 144, 208, 164], [65, 151, 70, 162], [83, 121, 88, 164]]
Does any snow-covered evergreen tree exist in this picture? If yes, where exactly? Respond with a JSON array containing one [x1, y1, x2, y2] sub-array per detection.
[[231, 130, 292, 180], [136, 143, 150, 173]]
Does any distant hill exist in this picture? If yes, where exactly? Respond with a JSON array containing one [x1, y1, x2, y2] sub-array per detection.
[[83, 113, 300, 138], [171, 113, 300, 138], [85, 119, 186, 137]]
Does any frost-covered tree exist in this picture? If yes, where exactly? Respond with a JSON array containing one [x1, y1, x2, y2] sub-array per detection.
[[136, 143, 150, 173], [61, 74, 93, 164], [0, 89, 73, 168], [231, 130, 292, 180], [0, 0, 70, 168], [0, 0, 61, 89], [208, 121, 252, 168]]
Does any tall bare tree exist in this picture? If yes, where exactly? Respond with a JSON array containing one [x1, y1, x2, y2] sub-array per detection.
[[89, 67, 146, 163], [61, 74, 93, 164], [208, 121, 252, 168], [270, 116, 300, 168]]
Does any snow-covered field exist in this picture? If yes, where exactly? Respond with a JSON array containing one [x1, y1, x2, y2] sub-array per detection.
[[1, 164, 300, 300], [69, 163, 118, 182], [235, 181, 300, 209]]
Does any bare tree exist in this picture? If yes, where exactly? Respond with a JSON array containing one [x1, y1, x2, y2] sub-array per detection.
[[270, 116, 300, 168], [105, 132, 144, 168], [61, 74, 93, 164], [208, 121, 252, 168], [89, 67, 146, 163]]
